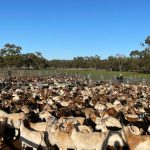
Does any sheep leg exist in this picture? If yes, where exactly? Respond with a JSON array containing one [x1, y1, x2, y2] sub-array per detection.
[[40, 132, 48, 150], [21, 142, 26, 150], [41, 140, 48, 150]]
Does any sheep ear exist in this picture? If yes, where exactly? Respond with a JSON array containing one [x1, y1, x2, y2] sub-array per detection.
[[54, 125, 58, 130], [73, 119, 79, 125], [66, 124, 73, 136], [66, 123, 73, 131]]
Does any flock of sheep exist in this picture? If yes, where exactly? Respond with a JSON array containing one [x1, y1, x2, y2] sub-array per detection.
[[0, 75, 150, 150]]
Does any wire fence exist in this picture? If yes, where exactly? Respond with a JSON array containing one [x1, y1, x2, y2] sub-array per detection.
[[0, 69, 150, 85]]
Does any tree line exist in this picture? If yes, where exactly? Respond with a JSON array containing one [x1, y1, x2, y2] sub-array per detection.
[[0, 36, 150, 73]]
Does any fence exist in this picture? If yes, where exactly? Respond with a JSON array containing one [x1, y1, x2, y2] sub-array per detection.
[[0, 69, 150, 85]]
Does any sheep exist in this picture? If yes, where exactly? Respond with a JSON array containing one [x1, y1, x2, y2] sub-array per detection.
[[94, 103, 106, 112], [0, 115, 20, 143], [102, 116, 122, 129], [0, 110, 8, 116], [70, 122, 107, 150], [0, 77, 149, 149], [29, 121, 48, 132], [21, 105, 30, 114], [28, 115, 57, 132], [95, 121, 127, 149], [119, 112, 149, 134], [0, 110, 25, 121], [58, 116, 85, 126], [95, 116, 122, 130], [123, 126, 150, 150], [0, 117, 6, 146], [129, 125, 145, 135], [124, 114, 140, 122], [73, 124, 93, 133], [82, 107, 95, 118], [16, 120, 48, 150], [39, 111, 52, 121], [148, 126, 150, 134], [63, 120, 93, 134], [47, 122, 76, 150], [0, 110, 26, 127]]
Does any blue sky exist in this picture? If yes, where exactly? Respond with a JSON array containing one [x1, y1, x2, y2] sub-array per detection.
[[0, 0, 150, 60]]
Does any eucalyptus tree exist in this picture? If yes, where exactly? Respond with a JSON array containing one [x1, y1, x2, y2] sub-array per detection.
[[0, 43, 22, 56], [139, 37, 150, 73], [145, 36, 150, 48], [115, 54, 126, 71], [107, 56, 117, 71], [130, 50, 141, 59], [35, 51, 43, 58]]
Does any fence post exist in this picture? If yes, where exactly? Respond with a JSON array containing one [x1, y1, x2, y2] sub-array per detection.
[[126, 78, 129, 84], [142, 79, 146, 85]]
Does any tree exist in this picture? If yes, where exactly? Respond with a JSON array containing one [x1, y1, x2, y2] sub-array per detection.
[[35, 51, 43, 58], [0, 43, 22, 56], [0, 56, 4, 67], [130, 50, 141, 59], [115, 54, 126, 71], [145, 36, 150, 48], [107, 56, 117, 71]]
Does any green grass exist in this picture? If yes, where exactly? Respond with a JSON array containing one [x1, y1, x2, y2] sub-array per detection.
[[52, 69, 150, 79], [0, 68, 150, 81]]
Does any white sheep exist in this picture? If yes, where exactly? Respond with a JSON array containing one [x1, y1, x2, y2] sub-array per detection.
[[0, 110, 26, 126], [58, 116, 85, 126], [47, 123, 76, 150], [95, 116, 122, 129], [16, 120, 48, 150], [39, 111, 52, 121], [71, 123, 107, 150], [29, 121, 48, 132]]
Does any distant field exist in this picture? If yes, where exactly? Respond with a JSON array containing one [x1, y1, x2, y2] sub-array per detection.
[[58, 69, 150, 79], [0, 68, 150, 82]]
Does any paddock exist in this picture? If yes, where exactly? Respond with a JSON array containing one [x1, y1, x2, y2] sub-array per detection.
[[0, 73, 149, 150]]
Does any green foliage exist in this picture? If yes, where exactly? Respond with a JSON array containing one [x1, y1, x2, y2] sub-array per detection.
[[0, 36, 150, 74], [0, 43, 22, 56]]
